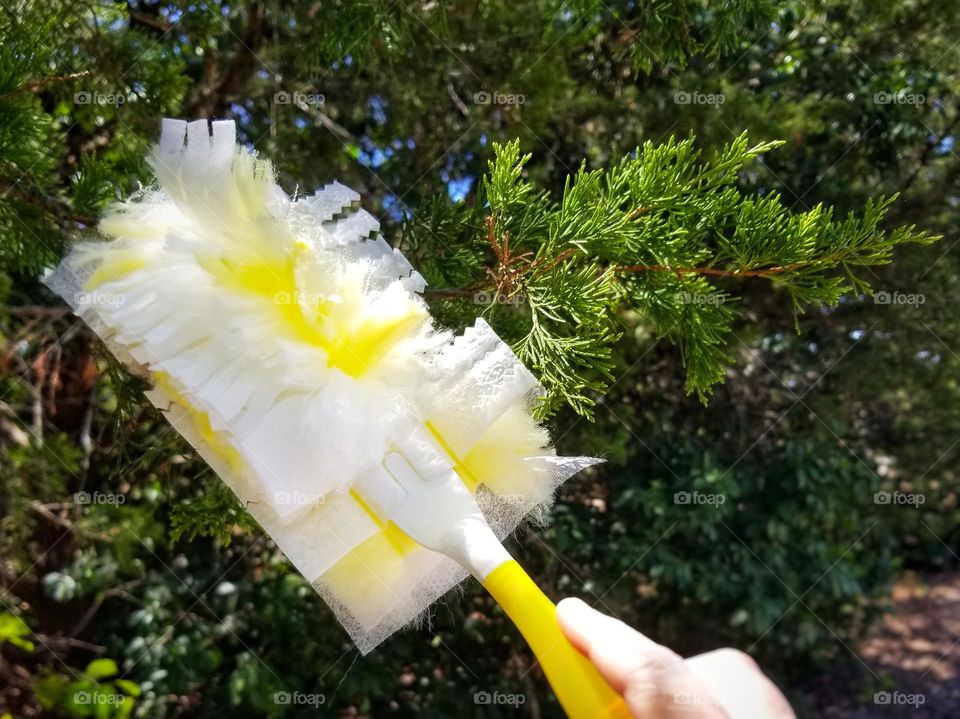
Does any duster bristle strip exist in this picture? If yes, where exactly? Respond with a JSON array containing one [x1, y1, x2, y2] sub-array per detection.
[[45, 118, 598, 653]]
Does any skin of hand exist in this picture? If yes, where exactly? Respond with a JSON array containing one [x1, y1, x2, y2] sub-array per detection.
[[556, 598, 797, 719]]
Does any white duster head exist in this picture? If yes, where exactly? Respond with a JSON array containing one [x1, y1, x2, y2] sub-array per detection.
[[45, 118, 597, 653]]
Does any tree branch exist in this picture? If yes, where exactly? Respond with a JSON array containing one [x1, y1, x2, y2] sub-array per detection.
[[185, 2, 265, 118], [616, 263, 783, 278], [0, 71, 91, 98]]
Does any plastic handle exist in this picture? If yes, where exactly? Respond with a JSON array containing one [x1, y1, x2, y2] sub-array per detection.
[[482, 560, 632, 719]]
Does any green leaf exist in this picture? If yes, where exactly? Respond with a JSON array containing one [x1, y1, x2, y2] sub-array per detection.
[[84, 658, 119, 681], [113, 679, 141, 697], [0, 612, 34, 651], [32, 674, 69, 709], [116, 696, 136, 719]]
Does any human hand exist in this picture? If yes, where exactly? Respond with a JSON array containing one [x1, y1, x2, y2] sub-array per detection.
[[556, 598, 796, 719]]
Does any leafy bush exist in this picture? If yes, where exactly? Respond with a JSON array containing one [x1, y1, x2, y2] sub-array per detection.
[[2, 1, 959, 718]]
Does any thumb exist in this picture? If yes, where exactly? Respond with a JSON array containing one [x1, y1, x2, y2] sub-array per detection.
[[556, 598, 661, 693]]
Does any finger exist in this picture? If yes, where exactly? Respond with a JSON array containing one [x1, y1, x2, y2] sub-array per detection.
[[556, 598, 659, 693], [556, 598, 726, 719], [685, 649, 796, 719]]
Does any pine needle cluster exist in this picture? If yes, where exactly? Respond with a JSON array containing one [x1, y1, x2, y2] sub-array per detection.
[[405, 135, 936, 417]]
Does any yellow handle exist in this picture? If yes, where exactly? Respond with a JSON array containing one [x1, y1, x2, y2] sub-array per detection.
[[482, 560, 632, 719]]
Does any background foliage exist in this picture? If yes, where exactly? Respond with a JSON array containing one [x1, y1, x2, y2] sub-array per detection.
[[2, 1, 959, 717]]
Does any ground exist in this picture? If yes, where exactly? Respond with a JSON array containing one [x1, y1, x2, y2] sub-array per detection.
[[802, 572, 960, 717]]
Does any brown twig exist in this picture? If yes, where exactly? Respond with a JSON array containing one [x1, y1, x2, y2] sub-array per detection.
[[128, 10, 174, 33], [68, 580, 144, 639], [433, 210, 817, 301], [0, 71, 91, 98], [485, 215, 575, 297], [34, 634, 106, 654], [615, 257, 839, 279], [29, 501, 112, 542], [446, 82, 470, 117], [901, 114, 960, 194], [0, 178, 97, 227], [185, 2, 265, 118], [422, 288, 478, 300], [617, 263, 782, 278], [5, 306, 72, 317]]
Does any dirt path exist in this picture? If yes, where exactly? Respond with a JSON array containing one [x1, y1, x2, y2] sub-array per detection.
[[801, 572, 960, 717]]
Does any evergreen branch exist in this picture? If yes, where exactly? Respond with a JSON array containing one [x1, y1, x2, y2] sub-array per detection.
[[0, 179, 97, 228], [616, 245, 910, 279], [416, 133, 939, 419], [0, 70, 91, 98], [422, 288, 479, 300], [618, 264, 778, 278]]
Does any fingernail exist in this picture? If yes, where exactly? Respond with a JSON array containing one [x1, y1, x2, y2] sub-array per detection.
[[557, 597, 600, 624]]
